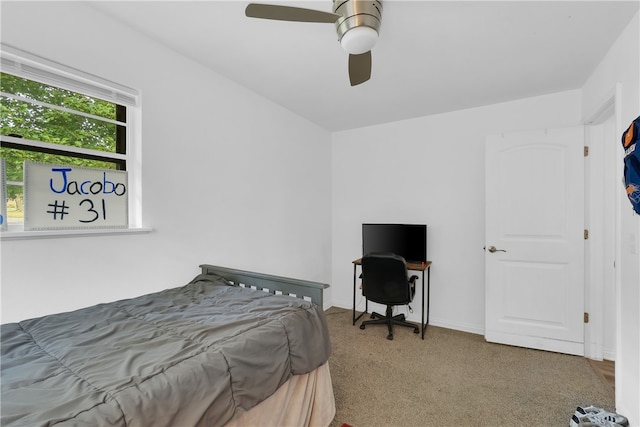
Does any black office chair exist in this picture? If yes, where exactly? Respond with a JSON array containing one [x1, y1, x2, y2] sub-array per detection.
[[359, 253, 419, 340]]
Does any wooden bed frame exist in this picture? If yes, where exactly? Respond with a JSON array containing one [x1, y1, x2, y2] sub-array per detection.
[[200, 264, 329, 308]]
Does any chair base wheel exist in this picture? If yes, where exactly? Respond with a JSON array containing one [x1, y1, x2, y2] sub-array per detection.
[[358, 306, 419, 340]]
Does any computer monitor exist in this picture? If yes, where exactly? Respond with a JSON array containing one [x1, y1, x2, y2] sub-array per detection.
[[362, 223, 427, 263]]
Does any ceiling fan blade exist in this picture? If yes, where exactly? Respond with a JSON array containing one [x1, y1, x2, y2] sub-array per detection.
[[245, 3, 340, 23], [348, 51, 372, 86]]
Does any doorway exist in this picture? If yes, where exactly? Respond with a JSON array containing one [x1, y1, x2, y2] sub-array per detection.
[[585, 107, 618, 363], [484, 116, 619, 359]]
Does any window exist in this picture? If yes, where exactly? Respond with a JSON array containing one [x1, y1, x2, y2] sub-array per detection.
[[0, 45, 142, 234]]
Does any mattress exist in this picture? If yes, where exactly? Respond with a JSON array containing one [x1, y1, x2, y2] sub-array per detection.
[[225, 361, 335, 427]]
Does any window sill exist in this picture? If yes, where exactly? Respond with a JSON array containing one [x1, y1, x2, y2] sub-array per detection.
[[0, 227, 153, 240]]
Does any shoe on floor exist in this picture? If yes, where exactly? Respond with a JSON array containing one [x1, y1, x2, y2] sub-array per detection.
[[578, 406, 628, 426], [571, 414, 622, 427], [571, 406, 628, 427]]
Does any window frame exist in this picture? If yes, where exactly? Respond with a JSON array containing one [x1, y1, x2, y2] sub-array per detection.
[[0, 44, 146, 238]]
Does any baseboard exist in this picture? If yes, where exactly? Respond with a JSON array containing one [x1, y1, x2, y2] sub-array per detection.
[[603, 348, 616, 361], [428, 317, 484, 336], [329, 301, 485, 336], [486, 330, 584, 356]]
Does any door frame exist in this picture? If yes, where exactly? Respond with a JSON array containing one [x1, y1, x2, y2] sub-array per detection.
[[583, 83, 623, 362]]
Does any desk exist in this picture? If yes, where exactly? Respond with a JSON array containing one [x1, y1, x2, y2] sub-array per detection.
[[352, 258, 432, 340]]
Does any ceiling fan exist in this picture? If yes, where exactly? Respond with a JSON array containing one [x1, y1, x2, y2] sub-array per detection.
[[245, 0, 383, 86]]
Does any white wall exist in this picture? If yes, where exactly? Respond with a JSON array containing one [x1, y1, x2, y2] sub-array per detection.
[[582, 11, 640, 425], [0, 2, 333, 322], [331, 90, 583, 333]]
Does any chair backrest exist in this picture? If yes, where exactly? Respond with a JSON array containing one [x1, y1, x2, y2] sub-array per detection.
[[361, 253, 412, 305]]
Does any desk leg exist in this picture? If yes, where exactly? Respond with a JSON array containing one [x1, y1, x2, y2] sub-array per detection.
[[421, 267, 430, 340], [427, 267, 431, 327], [421, 270, 425, 339], [353, 264, 367, 325], [352, 264, 357, 325]]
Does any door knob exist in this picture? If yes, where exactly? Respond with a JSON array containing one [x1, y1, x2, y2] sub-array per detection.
[[486, 246, 507, 253]]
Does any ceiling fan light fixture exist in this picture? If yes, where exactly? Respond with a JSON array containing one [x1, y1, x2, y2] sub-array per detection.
[[244, 0, 383, 86], [340, 26, 378, 55]]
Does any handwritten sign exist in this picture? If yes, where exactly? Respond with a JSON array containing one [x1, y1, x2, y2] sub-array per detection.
[[24, 162, 128, 230], [0, 159, 6, 231]]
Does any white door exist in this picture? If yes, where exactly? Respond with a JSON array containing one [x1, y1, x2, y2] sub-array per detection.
[[485, 127, 585, 356]]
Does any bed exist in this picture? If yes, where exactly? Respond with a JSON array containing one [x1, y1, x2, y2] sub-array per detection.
[[1, 264, 335, 427]]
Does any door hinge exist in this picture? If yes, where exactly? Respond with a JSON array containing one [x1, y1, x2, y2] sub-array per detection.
[[584, 312, 590, 323], [584, 146, 589, 157], [584, 229, 589, 239]]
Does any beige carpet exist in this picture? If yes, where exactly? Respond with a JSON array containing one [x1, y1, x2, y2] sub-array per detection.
[[325, 307, 614, 427]]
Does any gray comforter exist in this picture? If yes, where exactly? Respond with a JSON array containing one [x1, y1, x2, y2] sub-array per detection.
[[1, 274, 331, 426]]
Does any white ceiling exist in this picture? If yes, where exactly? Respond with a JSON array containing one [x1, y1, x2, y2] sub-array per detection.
[[91, 1, 639, 131]]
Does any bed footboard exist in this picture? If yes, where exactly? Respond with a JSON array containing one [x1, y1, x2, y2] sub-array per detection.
[[199, 264, 329, 307]]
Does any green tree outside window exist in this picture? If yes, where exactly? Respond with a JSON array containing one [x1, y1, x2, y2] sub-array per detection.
[[0, 72, 126, 224]]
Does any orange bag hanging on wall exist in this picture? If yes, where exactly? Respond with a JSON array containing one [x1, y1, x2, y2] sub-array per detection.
[[622, 116, 640, 214]]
